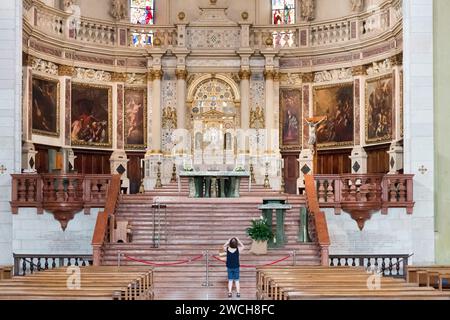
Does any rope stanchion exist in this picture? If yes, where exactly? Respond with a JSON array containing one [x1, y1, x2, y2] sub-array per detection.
[[211, 254, 292, 268], [123, 254, 204, 267]]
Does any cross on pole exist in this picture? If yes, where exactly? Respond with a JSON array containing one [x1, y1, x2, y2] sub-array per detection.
[[0, 165, 7, 174]]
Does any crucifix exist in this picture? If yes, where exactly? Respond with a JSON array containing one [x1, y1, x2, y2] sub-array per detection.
[[305, 116, 327, 173], [0, 165, 7, 174]]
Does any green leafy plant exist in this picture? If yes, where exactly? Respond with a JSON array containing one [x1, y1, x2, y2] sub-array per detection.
[[246, 217, 273, 242]]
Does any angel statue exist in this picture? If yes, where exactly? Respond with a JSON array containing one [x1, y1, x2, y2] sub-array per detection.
[[350, 0, 364, 12], [300, 0, 315, 21], [110, 0, 128, 21]]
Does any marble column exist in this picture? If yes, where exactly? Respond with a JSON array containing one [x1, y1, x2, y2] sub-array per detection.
[[239, 69, 251, 130], [175, 68, 187, 130], [264, 69, 275, 153], [350, 66, 367, 174], [151, 69, 163, 153]]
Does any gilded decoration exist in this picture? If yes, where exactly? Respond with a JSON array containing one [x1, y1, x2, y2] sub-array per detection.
[[238, 70, 251, 81], [301, 72, 315, 83], [58, 65, 75, 77], [73, 68, 112, 82], [162, 106, 177, 130], [250, 105, 265, 129], [31, 58, 59, 76], [111, 72, 127, 82], [126, 73, 147, 85], [176, 69, 188, 80]]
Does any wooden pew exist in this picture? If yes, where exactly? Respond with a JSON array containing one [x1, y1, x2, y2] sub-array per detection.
[[257, 266, 450, 300], [0, 266, 13, 280], [0, 266, 154, 300]]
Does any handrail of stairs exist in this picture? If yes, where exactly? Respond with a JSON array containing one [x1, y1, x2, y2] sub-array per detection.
[[304, 174, 331, 266], [91, 174, 122, 266]]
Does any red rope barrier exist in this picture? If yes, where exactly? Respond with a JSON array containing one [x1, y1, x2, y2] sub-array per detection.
[[123, 254, 204, 267], [212, 254, 292, 268]]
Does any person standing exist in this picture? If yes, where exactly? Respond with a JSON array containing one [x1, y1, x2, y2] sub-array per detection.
[[224, 237, 245, 298]]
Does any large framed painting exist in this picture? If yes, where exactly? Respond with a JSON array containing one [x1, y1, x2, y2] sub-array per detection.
[[124, 88, 147, 149], [32, 76, 60, 137], [313, 83, 354, 148], [280, 89, 302, 150], [365, 74, 394, 144], [71, 83, 112, 147]]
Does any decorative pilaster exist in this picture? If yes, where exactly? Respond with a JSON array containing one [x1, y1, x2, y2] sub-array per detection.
[[349, 146, 368, 174], [58, 65, 75, 147], [110, 150, 129, 193], [387, 141, 404, 174], [352, 65, 366, 147], [150, 69, 163, 154], [176, 68, 188, 129], [22, 54, 33, 143], [264, 69, 275, 153], [391, 53, 403, 141], [21, 142, 38, 173], [111, 72, 126, 150]]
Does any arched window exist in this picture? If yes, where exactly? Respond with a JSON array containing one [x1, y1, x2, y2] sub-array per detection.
[[272, 0, 296, 25], [130, 0, 155, 25]]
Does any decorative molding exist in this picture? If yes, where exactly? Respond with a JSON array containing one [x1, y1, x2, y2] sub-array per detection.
[[280, 73, 302, 86], [314, 68, 353, 83], [301, 72, 315, 83], [126, 73, 147, 85], [352, 65, 366, 76], [31, 58, 59, 76], [111, 72, 127, 82], [366, 59, 393, 76], [73, 67, 112, 82], [58, 65, 75, 77], [152, 70, 164, 80], [264, 70, 275, 80]]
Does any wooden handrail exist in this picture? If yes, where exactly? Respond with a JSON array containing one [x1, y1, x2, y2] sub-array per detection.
[[92, 175, 121, 266], [305, 174, 331, 266]]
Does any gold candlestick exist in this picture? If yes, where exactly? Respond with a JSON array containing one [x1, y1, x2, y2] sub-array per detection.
[[155, 161, 163, 189], [171, 163, 177, 183], [263, 162, 271, 189]]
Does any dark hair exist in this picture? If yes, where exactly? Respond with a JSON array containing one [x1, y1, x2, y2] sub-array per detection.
[[229, 238, 238, 249]]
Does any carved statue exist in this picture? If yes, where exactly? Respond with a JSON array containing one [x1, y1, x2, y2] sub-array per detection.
[[162, 106, 177, 130], [351, 0, 364, 12], [110, 0, 128, 21], [305, 117, 327, 147], [300, 0, 315, 21], [250, 106, 265, 129]]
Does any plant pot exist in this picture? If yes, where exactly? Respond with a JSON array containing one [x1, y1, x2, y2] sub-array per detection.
[[250, 240, 268, 255]]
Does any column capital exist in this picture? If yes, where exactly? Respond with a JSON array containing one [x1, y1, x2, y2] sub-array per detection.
[[175, 69, 188, 80], [390, 53, 403, 67], [111, 72, 127, 82], [58, 65, 75, 77], [152, 69, 164, 80], [352, 65, 366, 76], [238, 69, 252, 80], [301, 72, 314, 83], [273, 71, 281, 82], [264, 70, 275, 80]]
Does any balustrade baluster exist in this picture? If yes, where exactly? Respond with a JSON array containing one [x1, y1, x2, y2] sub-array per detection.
[[330, 258, 335, 267], [398, 179, 407, 202], [388, 258, 393, 275], [22, 259, 27, 276], [30, 258, 34, 274], [318, 180, 326, 202], [381, 258, 386, 275], [351, 258, 356, 267], [326, 180, 334, 203], [18, 178, 26, 202], [52, 258, 56, 269], [45, 258, 49, 270]]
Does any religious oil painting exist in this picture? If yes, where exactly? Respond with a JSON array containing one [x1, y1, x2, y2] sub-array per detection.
[[71, 84, 112, 147], [313, 83, 354, 148], [124, 88, 147, 149], [365, 74, 394, 144], [280, 89, 302, 149], [32, 76, 60, 137]]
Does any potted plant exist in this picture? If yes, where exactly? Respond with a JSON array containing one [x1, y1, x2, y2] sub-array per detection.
[[246, 217, 273, 255]]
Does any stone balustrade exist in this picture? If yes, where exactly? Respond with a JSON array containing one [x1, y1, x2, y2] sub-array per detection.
[[23, 0, 401, 52]]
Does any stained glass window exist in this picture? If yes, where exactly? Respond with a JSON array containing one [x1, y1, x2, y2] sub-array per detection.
[[272, 0, 296, 25], [130, 0, 155, 25]]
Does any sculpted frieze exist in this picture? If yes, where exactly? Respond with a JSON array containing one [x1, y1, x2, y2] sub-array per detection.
[[366, 59, 392, 76], [314, 68, 353, 83], [31, 58, 59, 76], [73, 67, 112, 82]]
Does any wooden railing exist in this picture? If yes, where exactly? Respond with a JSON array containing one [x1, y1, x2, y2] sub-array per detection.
[[13, 254, 93, 276], [11, 174, 113, 214], [304, 175, 330, 266], [92, 175, 122, 266], [313, 174, 414, 230], [329, 254, 411, 279]]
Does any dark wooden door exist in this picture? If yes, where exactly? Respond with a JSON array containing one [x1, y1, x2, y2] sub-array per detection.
[[73, 149, 112, 174], [366, 144, 390, 173], [282, 152, 300, 194], [127, 152, 145, 194], [316, 149, 352, 174]]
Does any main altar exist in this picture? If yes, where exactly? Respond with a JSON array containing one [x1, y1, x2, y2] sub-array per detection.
[[179, 171, 250, 198]]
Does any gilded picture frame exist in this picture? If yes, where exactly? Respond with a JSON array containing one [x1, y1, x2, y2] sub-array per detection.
[[31, 75, 60, 137], [313, 82, 354, 148], [365, 73, 394, 144], [70, 82, 112, 148], [124, 87, 147, 150]]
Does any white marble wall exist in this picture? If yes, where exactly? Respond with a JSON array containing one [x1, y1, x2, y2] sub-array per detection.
[[326, 209, 413, 256], [402, 0, 435, 264], [0, 0, 22, 265], [12, 209, 100, 255]]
